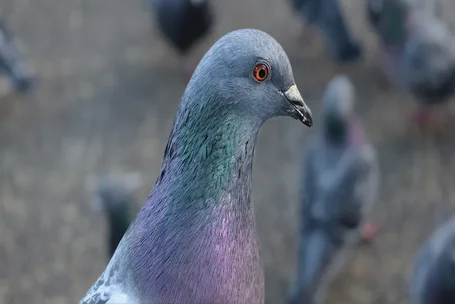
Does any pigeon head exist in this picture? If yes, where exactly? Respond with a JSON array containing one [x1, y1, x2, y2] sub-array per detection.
[[321, 75, 355, 141], [92, 180, 135, 214], [88, 174, 142, 258], [0, 22, 32, 92], [90, 173, 142, 215], [187, 29, 313, 127]]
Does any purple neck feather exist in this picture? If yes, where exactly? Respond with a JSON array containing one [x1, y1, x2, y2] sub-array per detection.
[[119, 99, 266, 303]]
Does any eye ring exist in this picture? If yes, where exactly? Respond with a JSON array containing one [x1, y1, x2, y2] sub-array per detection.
[[252, 62, 271, 83]]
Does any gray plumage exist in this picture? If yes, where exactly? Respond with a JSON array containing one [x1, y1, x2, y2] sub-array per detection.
[[291, 0, 362, 62], [367, 0, 455, 107], [288, 75, 379, 304], [0, 19, 32, 92], [410, 214, 455, 304], [367, 0, 441, 40], [150, 0, 213, 55], [400, 12, 455, 106], [80, 29, 312, 304]]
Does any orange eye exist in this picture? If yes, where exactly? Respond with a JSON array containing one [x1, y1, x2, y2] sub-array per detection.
[[252, 63, 269, 82]]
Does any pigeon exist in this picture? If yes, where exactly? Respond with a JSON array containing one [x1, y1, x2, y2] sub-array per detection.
[[150, 0, 214, 78], [80, 28, 313, 304], [366, 0, 410, 86], [0, 19, 33, 93], [367, 0, 455, 128], [290, 0, 363, 62], [288, 75, 379, 304], [400, 12, 455, 126], [88, 173, 143, 258], [410, 214, 455, 304], [366, 0, 441, 46]]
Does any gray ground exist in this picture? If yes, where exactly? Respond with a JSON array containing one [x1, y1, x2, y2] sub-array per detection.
[[2, 0, 455, 303]]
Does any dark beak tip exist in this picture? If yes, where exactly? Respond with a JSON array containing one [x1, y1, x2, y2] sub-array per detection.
[[300, 106, 313, 127], [303, 116, 313, 128]]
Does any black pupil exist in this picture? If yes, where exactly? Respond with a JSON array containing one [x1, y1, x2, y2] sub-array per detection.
[[258, 68, 266, 79]]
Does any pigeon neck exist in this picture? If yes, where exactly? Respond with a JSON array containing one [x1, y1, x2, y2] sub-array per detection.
[[156, 100, 262, 212], [323, 113, 348, 144], [324, 117, 364, 149], [127, 101, 265, 300]]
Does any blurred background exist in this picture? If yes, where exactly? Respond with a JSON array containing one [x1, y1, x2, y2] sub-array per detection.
[[1, 0, 455, 303]]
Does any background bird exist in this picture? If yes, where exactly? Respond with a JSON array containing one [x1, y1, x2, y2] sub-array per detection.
[[150, 0, 214, 78], [87, 173, 143, 259], [366, 0, 410, 86], [0, 19, 33, 93], [410, 214, 455, 304], [290, 0, 363, 62], [80, 28, 313, 304], [288, 75, 379, 304], [366, 0, 455, 129]]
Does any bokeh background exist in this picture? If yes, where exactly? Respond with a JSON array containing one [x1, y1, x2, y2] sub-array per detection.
[[2, 0, 455, 303]]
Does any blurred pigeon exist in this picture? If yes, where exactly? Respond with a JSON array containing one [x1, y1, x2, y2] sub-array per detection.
[[88, 173, 143, 258], [400, 13, 455, 127], [80, 29, 313, 304], [290, 0, 363, 62], [150, 0, 214, 77], [366, 0, 409, 85], [410, 214, 455, 304], [0, 20, 33, 93], [366, 0, 441, 45], [367, 0, 455, 128], [288, 75, 379, 304], [402, 0, 443, 16]]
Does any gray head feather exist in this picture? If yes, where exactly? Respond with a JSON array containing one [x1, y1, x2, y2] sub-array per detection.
[[184, 29, 312, 125], [322, 75, 355, 119]]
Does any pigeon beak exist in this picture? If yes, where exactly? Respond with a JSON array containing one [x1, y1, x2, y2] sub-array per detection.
[[282, 85, 313, 127]]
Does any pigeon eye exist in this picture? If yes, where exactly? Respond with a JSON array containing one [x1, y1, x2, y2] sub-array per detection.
[[252, 63, 270, 82]]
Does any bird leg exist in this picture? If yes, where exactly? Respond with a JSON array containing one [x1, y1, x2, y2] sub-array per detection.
[[409, 106, 444, 132], [380, 47, 399, 90], [300, 21, 318, 45], [358, 221, 379, 243]]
